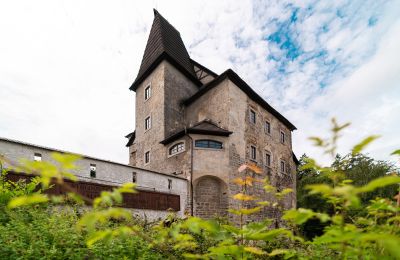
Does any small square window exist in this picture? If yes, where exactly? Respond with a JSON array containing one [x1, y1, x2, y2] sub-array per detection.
[[132, 172, 137, 183], [33, 153, 42, 162], [250, 146, 257, 161], [265, 121, 271, 134], [280, 131, 285, 144], [145, 116, 151, 130], [90, 164, 96, 178], [145, 151, 150, 164], [265, 153, 271, 167], [168, 179, 172, 190], [280, 160, 285, 173], [144, 85, 151, 100], [249, 109, 256, 124]]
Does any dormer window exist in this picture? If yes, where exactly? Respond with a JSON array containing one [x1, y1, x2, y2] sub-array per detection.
[[144, 84, 151, 100]]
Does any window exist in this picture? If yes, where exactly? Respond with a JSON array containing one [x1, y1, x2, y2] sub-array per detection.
[[145, 116, 151, 130], [168, 179, 172, 190], [132, 172, 137, 183], [90, 164, 96, 178], [250, 145, 257, 161], [33, 153, 42, 162], [145, 151, 150, 164], [265, 152, 271, 167], [169, 142, 185, 155], [280, 160, 285, 173], [249, 109, 256, 124], [280, 131, 285, 144], [265, 121, 271, 134], [194, 140, 223, 149], [144, 85, 151, 100]]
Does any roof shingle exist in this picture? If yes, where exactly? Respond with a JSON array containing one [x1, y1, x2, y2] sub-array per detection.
[[130, 9, 200, 91]]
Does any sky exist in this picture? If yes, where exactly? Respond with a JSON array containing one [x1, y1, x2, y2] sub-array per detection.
[[0, 0, 399, 166]]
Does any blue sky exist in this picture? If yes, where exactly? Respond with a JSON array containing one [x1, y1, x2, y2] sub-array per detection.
[[0, 0, 399, 165]]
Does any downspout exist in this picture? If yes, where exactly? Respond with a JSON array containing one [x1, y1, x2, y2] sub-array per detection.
[[185, 127, 194, 216]]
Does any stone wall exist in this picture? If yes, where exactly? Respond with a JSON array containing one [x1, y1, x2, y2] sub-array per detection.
[[0, 137, 188, 219]]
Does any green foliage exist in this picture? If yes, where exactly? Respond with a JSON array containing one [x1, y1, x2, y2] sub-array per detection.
[[1, 118, 400, 259]]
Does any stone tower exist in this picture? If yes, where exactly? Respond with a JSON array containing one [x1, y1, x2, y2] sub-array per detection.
[[126, 10, 298, 221]]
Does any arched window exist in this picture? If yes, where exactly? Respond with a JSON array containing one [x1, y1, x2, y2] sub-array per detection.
[[195, 140, 223, 149], [169, 142, 185, 155]]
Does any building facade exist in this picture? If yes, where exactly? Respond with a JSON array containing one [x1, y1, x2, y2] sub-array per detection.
[[126, 10, 298, 221], [0, 137, 188, 220]]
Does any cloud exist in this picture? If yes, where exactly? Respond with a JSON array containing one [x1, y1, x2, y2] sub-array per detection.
[[0, 0, 399, 166]]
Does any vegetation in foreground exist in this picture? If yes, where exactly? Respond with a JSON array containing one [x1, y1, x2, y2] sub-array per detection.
[[1, 119, 399, 259]]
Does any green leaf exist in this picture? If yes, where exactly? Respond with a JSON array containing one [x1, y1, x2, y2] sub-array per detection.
[[283, 208, 315, 225], [391, 149, 400, 156], [244, 246, 265, 255], [356, 175, 400, 193], [8, 194, 49, 208], [351, 135, 380, 155]]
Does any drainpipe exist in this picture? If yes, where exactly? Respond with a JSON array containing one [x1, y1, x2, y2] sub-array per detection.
[[186, 127, 194, 216]]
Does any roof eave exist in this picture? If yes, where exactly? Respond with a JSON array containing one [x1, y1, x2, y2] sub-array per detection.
[[183, 69, 297, 131], [130, 53, 202, 91]]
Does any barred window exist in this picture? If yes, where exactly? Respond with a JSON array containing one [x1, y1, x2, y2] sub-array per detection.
[[169, 142, 184, 155], [195, 140, 222, 149]]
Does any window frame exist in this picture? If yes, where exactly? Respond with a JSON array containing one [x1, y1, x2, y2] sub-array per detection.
[[33, 153, 42, 162], [90, 163, 96, 178], [265, 120, 271, 135], [280, 160, 286, 174], [144, 151, 150, 164], [280, 130, 285, 144], [265, 151, 272, 167], [168, 141, 185, 157], [145, 115, 151, 131], [194, 139, 223, 150], [249, 108, 256, 124], [250, 145, 257, 161], [144, 84, 151, 101]]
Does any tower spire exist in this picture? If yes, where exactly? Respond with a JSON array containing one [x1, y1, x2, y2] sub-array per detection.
[[130, 10, 199, 91]]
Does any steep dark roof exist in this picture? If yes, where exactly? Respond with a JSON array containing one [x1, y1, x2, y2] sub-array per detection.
[[125, 131, 136, 147], [160, 120, 232, 145], [130, 9, 201, 91], [183, 69, 297, 131]]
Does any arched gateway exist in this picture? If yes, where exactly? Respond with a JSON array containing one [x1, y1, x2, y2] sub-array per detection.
[[194, 175, 228, 219]]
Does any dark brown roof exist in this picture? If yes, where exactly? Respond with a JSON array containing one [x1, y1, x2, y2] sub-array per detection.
[[125, 131, 135, 147], [130, 9, 201, 91], [183, 69, 297, 131], [160, 120, 232, 145]]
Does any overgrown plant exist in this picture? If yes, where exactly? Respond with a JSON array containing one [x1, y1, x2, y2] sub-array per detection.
[[1, 118, 399, 259]]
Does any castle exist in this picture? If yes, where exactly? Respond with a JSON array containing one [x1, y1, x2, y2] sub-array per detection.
[[125, 10, 298, 220]]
